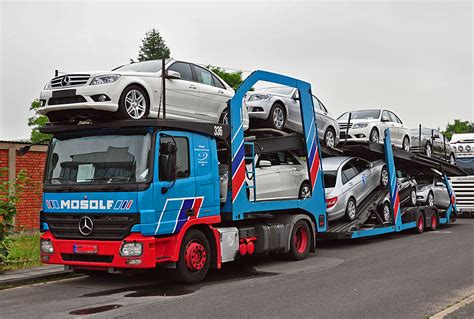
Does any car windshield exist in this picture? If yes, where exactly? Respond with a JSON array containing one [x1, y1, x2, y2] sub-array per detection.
[[45, 133, 152, 185], [338, 110, 381, 121], [323, 171, 337, 188], [258, 87, 294, 95], [114, 60, 169, 72]]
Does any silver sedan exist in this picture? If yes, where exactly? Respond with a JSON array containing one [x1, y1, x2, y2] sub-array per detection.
[[416, 176, 451, 209], [245, 86, 340, 148], [323, 156, 388, 222]]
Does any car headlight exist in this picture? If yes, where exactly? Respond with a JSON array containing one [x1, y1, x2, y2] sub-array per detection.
[[466, 145, 471, 152], [352, 123, 368, 129], [40, 239, 54, 254], [44, 82, 52, 90], [90, 74, 121, 85], [120, 242, 142, 257], [458, 145, 464, 152], [248, 94, 270, 102]]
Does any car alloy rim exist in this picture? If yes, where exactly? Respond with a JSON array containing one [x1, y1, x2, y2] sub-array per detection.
[[222, 112, 229, 124], [294, 225, 309, 254], [411, 190, 417, 205], [404, 139, 410, 152], [184, 240, 207, 272], [426, 144, 432, 157], [381, 169, 388, 186], [450, 155, 455, 164], [370, 130, 379, 143], [273, 108, 284, 128], [348, 201, 356, 219], [383, 205, 390, 222], [125, 89, 146, 119], [300, 185, 311, 199], [326, 130, 335, 147], [429, 194, 434, 207]]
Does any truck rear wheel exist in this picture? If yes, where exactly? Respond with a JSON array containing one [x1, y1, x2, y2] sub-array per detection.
[[414, 213, 425, 234], [286, 220, 311, 260], [175, 229, 211, 283]]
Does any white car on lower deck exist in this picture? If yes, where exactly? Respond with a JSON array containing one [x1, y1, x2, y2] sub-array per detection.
[[39, 59, 249, 128], [338, 109, 411, 151]]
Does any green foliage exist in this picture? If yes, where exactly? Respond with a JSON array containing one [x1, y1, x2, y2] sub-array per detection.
[[28, 99, 51, 143], [0, 169, 28, 268], [442, 119, 474, 140], [2, 233, 41, 271], [208, 66, 244, 90], [134, 28, 171, 62]]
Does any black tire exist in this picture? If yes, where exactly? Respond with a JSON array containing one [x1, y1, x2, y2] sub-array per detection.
[[409, 188, 417, 206], [402, 136, 410, 152], [449, 153, 456, 165], [219, 109, 229, 124], [266, 103, 286, 130], [324, 127, 336, 148], [298, 181, 312, 199], [426, 192, 434, 207], [414, 212, 425, 234], [345, 197, 357, 222], [379, 201, 392, 223], [116, 85, 149, 120], [380, 166, 389, 187], [369, 128, 379, 143], [175, 229, 211, 283], [429, 213, 438, 231], [286, 220, 311, 261], [425, 142, 432, 157]]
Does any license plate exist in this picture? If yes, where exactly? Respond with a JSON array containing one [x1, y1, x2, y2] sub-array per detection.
[[52, 89, 76, 98], [73, 244, 98, 254]]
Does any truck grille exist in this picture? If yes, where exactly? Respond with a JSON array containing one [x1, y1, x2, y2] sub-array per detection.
[[43, 213, 139, 240], [50, 74, 90, 88]]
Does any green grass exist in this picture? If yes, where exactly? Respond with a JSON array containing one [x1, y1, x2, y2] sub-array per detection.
[[2, 232, 41, 271]]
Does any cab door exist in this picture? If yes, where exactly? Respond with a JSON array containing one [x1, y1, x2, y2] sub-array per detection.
[[153, 131, 196, 236]]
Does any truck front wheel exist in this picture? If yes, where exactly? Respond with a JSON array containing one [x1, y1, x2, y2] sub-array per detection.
[[175, 229, 211, 283]]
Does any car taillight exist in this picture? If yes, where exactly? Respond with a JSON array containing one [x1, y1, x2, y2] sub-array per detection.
[[326, 197, 338, 208]]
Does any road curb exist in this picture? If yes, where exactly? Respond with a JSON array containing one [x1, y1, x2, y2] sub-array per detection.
[[430, 294, 474, 319], [0, 267, 73, 288]]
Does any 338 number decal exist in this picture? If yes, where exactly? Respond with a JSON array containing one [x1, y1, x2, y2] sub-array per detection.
[[214, 125, 223, 137]]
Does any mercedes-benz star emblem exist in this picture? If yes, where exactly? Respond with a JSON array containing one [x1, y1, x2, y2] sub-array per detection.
[[78, 216, 93, 236], [61, 76, 69, 86]]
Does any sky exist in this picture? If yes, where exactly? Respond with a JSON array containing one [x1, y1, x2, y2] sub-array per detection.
[[0, 0, 472, 141]]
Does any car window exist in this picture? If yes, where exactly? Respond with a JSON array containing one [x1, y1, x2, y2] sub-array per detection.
[[382, 110, 391, 122], [353, 158, 370, 173], [167, 62, 193, 81], [114, 60, 167, 72], [193, 65, 214, 86], [387, 112, 398, 123], [259, 153, 280, 166], [391, 112, 403, 124], [318, 98, 328, 113], [341, 162, 359, 184], [324, 171, 337, 188], [159, 136, 190, 180], [212, 74, 226, 89], [283, 152, 299, 165]]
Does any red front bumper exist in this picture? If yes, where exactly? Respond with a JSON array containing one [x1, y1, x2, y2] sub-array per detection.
[[40, 231, 179, 270]]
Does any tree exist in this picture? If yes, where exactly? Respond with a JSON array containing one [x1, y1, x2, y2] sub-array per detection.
[[208, 66, 244, 90], [442, 119, 474, 140], [28, 99, 51, 143], [134, 28, 171, 62]]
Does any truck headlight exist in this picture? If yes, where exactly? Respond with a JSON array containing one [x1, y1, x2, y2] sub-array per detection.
[[120, 242, 142, 257], [353, 123, 368, 129], [90, 74, 121, 86], [40, 239, 54, 254]]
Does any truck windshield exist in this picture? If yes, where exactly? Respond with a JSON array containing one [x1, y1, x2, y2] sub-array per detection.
[[45, 133, 152, 185]]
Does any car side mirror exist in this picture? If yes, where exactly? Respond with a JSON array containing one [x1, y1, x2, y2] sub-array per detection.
[[258, 160, 272, 168], [432, 130, 440, 139], [435, 182, 445, 187], [381, 116, 390, 122], [166, 70, 181, 80]]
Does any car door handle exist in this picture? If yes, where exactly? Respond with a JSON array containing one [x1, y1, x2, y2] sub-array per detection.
[[189, 85, 197, 89], [217, 90, 225, 94]]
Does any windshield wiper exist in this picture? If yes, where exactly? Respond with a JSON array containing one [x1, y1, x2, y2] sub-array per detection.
[[82, 176, 132, 183], [46, 177, 74, 184]]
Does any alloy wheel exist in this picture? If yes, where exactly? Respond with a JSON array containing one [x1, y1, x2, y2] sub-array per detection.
[[299, 184, 312, 199], [428, 193, 434, 207], [403, 137, 410, 152], [272, 107, 285, 129], [411, 189, 417, 206], [381, 168, 389, 187], [347, 200, 356, 220], [383, 204, 391, 222], [426, 144, 432, 157], [325, 130, 335, 148], [370, 129, 379, 143], [450, 154, 455, 165], [125, 89, 146, 119]]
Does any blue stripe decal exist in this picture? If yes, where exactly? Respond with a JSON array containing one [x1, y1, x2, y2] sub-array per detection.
[[232, 145, 245, 173], [175, 199, 194, 233]]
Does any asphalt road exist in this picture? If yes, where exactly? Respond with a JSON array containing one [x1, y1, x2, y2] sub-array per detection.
[[1, 219, 473, 319]]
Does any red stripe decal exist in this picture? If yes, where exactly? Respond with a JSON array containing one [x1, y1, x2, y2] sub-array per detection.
[[393, 192, 400, 220], [193, 197, 203, 218], [310, 147, 320, 187], [126, 200, 133, 209], [232, 160, 246, 202]]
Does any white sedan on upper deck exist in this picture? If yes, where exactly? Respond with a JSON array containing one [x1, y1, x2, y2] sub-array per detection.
[[39, 59, 249, 128]]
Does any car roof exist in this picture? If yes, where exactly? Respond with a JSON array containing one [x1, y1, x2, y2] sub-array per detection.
[[322, 156, 352, 171]]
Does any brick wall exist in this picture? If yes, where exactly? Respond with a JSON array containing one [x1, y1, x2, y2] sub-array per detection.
[[0, 143, 47, 231]]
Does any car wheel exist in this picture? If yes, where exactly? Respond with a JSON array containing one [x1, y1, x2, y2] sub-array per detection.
[[219, 110, 229, 124], [345, 198, 357, 221], [324, 127, 336, 148], [380, 166, 389, 187], [380, 201, 392, 223], [117, 85, 149, 120], [298, 182, 312, 199], [369, 128, 379, 143], [414, 213, 425, 234], [267, 103, 286, 130], [449, 153, 455, 165], [426, 192, 434, 207], [175, 229, 211, 283], [402, 136, 410, 152], [286, 220, 311, 260], [425, 143, 432, 157], [410, 188, 417, 206]]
